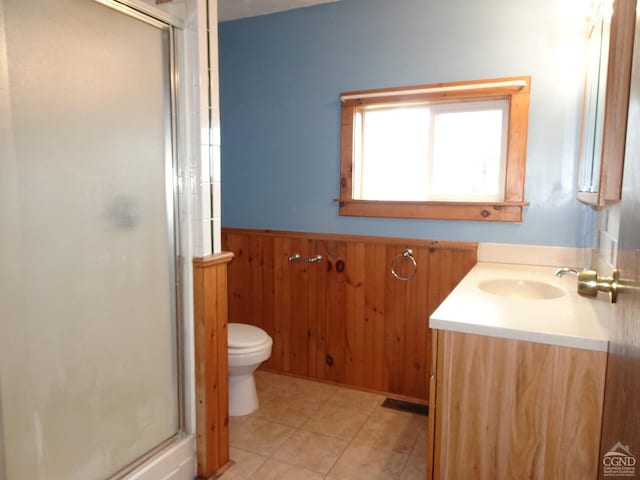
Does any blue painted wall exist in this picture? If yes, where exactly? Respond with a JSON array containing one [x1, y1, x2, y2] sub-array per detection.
[[219, 0, 595, 247]]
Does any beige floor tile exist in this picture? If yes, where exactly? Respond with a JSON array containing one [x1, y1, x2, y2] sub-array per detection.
[[230, 417, 295, 456], [399, 454, 427, 480], [326, 444, 408, 480], [255, 371, 294, 405], [254, 393, 321, 427], [255, 370, 292, 388], [282, 377, 337, 403], [411, 428, 427, 458], [323, 387, 384, 414], [300, 402, 370, 440], [352, 408, 423, 454], [243, 371, 428, 478], [218, 448, 268, 480], [273, 429, 349, 474], [248, 458, 324, 480], [229, 413, 253, 431]]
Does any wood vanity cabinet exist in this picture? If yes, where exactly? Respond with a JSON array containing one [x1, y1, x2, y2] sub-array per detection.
[[426, 330, 607, 479]]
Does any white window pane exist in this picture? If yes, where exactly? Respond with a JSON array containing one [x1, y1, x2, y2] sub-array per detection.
[[354, 98, 508, 203], [430, 102, 507, 201], [358, 106, 430, 201]]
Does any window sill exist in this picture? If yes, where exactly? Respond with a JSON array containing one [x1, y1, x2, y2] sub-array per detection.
[[334, 199, 528, 222]]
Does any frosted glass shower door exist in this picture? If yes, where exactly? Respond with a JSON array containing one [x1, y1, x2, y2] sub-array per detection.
[[0, 1, 180, 479]]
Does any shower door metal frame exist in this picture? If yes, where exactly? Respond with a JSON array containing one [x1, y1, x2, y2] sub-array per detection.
[[88, 1, 188, 478], [0, 392, 5, 480]]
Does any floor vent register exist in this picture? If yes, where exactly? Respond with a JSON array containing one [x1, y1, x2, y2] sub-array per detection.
[[381, 398, 429, 416]]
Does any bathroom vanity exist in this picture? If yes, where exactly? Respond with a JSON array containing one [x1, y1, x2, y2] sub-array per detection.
[[427, 263, 610, 479]]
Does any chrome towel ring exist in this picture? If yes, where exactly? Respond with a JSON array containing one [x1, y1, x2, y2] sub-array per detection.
[[391, 248, 417, 281]]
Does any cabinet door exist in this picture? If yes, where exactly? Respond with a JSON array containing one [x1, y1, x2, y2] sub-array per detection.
[[433, 331, 606, 479], [578, 0, 635, 205]]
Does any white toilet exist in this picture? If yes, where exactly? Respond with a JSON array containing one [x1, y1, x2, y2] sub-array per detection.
[[227, 323, 273, 416]]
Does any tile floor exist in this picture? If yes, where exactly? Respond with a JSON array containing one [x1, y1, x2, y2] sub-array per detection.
[[221, 371, 428, 480]]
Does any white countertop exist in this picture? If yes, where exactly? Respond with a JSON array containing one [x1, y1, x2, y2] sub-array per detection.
[[429, 262, 612, 351]]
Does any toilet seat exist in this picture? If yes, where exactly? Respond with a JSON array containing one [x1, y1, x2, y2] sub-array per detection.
[[228, 323, 272, 355]]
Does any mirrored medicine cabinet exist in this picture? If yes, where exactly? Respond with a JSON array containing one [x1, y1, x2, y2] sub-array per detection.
[[577, 0, 635, 206]]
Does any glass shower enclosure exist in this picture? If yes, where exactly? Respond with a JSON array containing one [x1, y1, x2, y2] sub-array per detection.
[[0, 0, 183, 478]]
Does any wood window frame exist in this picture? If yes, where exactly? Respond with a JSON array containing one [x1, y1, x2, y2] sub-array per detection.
[[336, 76, 531, 222]]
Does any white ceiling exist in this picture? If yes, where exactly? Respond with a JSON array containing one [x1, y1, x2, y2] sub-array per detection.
[[218, 0, 340, 22]]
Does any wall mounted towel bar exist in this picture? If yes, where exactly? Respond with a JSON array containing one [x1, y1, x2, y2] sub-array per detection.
[[288, 253, 323, 263]]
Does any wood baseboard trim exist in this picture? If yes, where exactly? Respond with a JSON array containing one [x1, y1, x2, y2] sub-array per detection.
[[258, 368, 430, 407]]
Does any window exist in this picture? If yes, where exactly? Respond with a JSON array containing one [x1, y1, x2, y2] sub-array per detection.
[[337, 76, 530, 222]]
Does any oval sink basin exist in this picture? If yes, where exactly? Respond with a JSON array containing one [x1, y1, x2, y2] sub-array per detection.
[[478, 279, 565, 300]]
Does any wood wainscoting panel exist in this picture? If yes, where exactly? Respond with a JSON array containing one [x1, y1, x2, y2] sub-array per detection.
[[193, 252, 234, 479], [434, 330, 606, 479], [315, 239, 348, 384], [222, 228, 477, 401]]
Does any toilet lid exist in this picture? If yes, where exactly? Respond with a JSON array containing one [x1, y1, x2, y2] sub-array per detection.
[[228, 323, 270, 349]]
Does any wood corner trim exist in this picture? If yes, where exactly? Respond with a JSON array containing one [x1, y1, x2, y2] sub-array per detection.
[[194, 459, 235, 480], [193, 251, 235, 267], [193, 251, 232, 477]]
